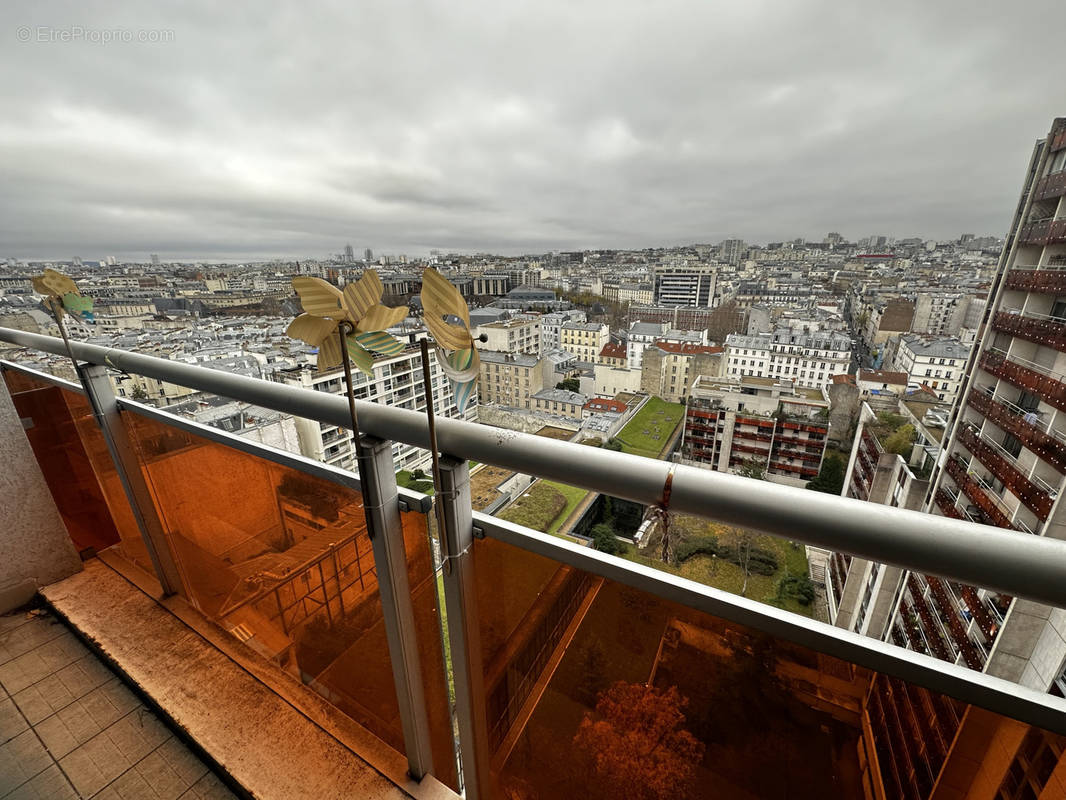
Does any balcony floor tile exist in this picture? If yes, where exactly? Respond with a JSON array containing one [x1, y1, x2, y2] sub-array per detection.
[[0, 604, 236, 800], [39, 559, 449, 800]]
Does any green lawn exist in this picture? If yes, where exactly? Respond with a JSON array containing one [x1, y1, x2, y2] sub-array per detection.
[[544, 482, 591, 535], [396, 470, 434, 495], [497, 480, 589, 542], [620, 515, 815, 617], [499, 482, 567, 531], [614, 396, 685, 458]]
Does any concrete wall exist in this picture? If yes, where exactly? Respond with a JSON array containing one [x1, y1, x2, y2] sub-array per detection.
[[0, 378, 81, 609], [475, 405, 581, 435]]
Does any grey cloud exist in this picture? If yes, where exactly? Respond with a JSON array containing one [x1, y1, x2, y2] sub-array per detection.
[[1, 0, 1064, 260]]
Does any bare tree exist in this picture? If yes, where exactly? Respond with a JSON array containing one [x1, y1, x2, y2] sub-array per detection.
[[724, 527, 756, 596]]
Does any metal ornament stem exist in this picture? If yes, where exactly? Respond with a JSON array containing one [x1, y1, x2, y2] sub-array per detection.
[[337, 320, 376, 539], [50, 298, 80, 376], [337, 320, 363, 444], [418, 338, 451, 575]]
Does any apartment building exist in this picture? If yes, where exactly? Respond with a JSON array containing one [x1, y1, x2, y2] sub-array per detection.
[[530, 388, 585, 419], [472, 273, 511, 296], [652, 264, 718, 307], [826, 403, 932, 639], [602, 281, 652, 306], [277, 339, 476, 472], [559, 321, 609, 362], [838, 118, 1066, 697], [724, 329, 852, 389], [626, 322, 667, 369], [890, 334, 970, 404], [640, 341, 723, 403], [597, 340, 626, 367], [916, 116, 1066, 692], [912, 290, 983, 337], [539, 310, 586, 353], [625, 322, 707, 369], [857, 368, 908, 396], [477, 350, 546, 408], [473, 316, 541, 355], [681, 375, 830, 484], [593, 363, 643, 397], [861, 298, 916, 347]]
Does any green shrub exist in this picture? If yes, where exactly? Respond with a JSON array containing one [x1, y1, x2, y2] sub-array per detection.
[[776, 574, 817, 606], [673, 534, 719, 564], [883, 424, 916, 456], [590, 523, 623, 555], [715, 544, 779, 575]]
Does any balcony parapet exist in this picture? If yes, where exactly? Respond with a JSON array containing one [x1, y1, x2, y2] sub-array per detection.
[[1034, 171, 1066, 201], [979, 351, 1066, 413], [944, 456, 1015, 530], [957, 423, 1054, 521], [992, 310, 1066, 353], [4, 327, 1066, 612], [967, 389, 1066, 473], [1005, 267, 1066, 295], [1018, 217, 1066, 245], [934, 488, 965, 520]]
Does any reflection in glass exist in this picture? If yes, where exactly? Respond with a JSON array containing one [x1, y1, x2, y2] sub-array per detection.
[[473, 537, 1066, 800], [2, 370, 121, 556], [121, 411, 456, 789]]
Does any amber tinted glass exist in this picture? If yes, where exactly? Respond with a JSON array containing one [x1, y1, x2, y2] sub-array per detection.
[[120, 411, 456, 787], [472, 537, 1066, 800], [2, 370, 121, 555]]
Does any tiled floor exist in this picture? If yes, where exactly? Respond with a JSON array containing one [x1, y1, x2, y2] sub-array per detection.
[[0, 605, 237, 799]]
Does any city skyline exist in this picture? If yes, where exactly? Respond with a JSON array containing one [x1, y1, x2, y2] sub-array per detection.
[[3, 1, 1065, 260], [1, 229, 1005, 266]]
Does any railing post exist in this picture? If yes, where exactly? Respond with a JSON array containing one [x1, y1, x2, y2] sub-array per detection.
[[76, 363, 184, 596], [437, 456, 492, 800], [355, 434, 435, 781]]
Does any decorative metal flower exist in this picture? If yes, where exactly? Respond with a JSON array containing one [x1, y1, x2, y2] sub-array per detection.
[[286, 270, 408, 375], [32, 268, 94, 323], [421, 268, 480, 413]]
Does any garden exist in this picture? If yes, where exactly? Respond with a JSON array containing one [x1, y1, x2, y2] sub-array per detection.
[[612, 397, 685, 459], [621, 514, 818, 617], [498, 480, 590, 538]]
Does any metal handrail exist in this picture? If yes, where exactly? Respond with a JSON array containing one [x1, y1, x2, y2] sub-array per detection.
[[973, 384, 1065, 441], [987, 346, 1066, 382], [963, 422, 1061, 497], [4, 325, 1066, 610]]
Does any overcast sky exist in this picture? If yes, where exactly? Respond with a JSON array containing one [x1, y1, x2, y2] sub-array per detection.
[[2, 1, 1065, 261]]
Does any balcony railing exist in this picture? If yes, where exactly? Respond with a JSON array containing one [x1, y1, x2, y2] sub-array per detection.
[[1005, 266, 1066, 295], [944, 456, 1015, 530], [992, 310, 1066, 352], [1018, 217, 1066, 246], [957, 423, 1054, 520], [967, 388, 1066, 473], [926, 576, 983, 670], [5, 327, 1066, 800], [907, 574, 952, 662], [979, 350, 1066, 413], [933, 488, 965, 520], [1034, 171, 1066, 201]]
